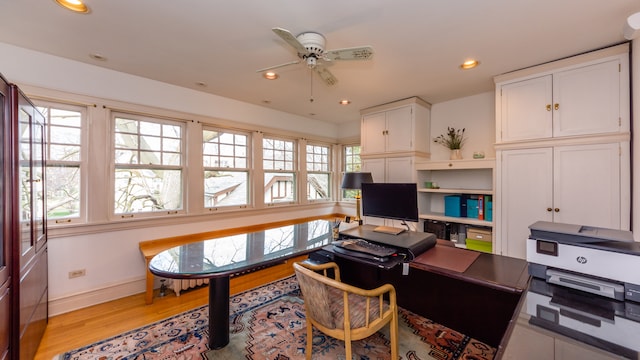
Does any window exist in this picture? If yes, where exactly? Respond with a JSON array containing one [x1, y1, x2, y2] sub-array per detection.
[[203, 128, 250, 209], [343, 145, 362, 199], [37, 102, 85, 223], [263, 136, 296, 204], [306, 144, 330, 200], [113, 113, 184, 216]]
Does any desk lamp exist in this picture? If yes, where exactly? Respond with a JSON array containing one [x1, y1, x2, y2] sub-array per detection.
[[341, 172, 373, 224]]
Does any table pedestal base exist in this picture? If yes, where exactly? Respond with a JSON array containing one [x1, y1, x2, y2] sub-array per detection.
[[208, 276, 230, 349]]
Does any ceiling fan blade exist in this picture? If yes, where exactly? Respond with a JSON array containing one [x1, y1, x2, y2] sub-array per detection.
[[272, 27, 309, 55], [315, 67, 338, 86], [256, 60, 301, 73], [324, 46, 374, 61]]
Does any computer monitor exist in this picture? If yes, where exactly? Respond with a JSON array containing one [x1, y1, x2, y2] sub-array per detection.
[[361, 183, 419, 223]]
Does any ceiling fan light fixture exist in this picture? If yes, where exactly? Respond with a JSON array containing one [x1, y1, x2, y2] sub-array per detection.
[[460, 59, 480, 70], [263, 72, 279, 80], [54, 0, 89, 13]]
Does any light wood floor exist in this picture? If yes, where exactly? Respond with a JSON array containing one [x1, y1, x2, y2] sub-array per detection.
[[34, 255, 306, 360]]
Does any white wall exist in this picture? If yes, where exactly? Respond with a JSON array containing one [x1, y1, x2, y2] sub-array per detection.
[[0, 43, 500, 315], [430, 92, 496, 160], [0, 42, 339, 139]]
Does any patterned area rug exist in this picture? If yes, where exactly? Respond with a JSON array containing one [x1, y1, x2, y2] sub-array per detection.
[[55, 276, 495, 359]]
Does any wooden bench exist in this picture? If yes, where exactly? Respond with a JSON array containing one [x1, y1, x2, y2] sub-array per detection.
[[139, 214, 341, 304]]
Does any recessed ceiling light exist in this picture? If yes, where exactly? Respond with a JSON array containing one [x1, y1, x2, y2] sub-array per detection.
[[263, 72, 279, 80], [339, 99, 351, 105], [460, 59, 480, 70], [196, 81, 207, 87], [262, 100, 272, 104], [54, 0, 90, 13]]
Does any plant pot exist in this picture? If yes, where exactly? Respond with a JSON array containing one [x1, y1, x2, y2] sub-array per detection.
[[450, 149, 462, 160]]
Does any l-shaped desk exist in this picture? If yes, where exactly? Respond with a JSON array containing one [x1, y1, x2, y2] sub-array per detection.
[[320, 224, 530, 348], [148, 219, 530, 351]]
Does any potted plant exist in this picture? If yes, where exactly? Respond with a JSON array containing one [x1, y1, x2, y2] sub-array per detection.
[[433, 127, 466, 160]]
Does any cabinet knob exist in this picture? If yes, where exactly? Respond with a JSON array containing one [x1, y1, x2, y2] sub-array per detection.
[[554, 208, 560, 212], [554, 103, 559, 110], [546, 104, 551, 111], [546, 207, 552, 212], [448, 163, 453, 167]]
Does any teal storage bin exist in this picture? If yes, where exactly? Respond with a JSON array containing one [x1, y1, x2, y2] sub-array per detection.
[[484, 195, 493, 221], [444, 195, 461, 217], [467, 198, 479, 218]]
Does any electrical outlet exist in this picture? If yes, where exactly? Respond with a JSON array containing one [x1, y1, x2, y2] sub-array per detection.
[[68, 269, 86, 279]]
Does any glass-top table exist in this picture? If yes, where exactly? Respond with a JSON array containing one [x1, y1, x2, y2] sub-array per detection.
[[148, 219, 333, 349]]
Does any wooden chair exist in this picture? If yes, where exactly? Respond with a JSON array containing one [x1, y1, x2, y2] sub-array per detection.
[[293, 261, 398, 360]]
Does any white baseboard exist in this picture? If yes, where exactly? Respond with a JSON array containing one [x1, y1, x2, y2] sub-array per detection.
[[48, 277, 146, 316]]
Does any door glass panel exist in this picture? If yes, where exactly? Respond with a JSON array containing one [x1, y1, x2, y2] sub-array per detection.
[[19, 107, 32, 256], [33, 115, 45, 245]]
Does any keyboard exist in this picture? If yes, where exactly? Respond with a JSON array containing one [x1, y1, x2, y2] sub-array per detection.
[[333, 239, 397, 260]]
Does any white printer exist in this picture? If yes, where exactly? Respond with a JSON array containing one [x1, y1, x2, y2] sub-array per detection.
[[527, 221, 640, 302]]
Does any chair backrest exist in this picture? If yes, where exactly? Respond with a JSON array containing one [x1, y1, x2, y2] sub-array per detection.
[[294, 262, 340, 329]]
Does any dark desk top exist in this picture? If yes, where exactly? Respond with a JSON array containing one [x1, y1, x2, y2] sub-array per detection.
[[149, 219, 332, 279], [499, 278, 640, 359], [411, 242, 530, 294]]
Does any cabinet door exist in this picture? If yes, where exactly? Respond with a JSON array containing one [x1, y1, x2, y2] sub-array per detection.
[[500, 75, 553, 142], [361, 112, 386, 154], [499, 148, 553, 259], [361, 158, 385, 183], [0, 77, 9, 294], [553, 143, 620, 229], [385, 157, 414, 183], [362, 157, 414, 183], [385, 106, 413, 153], [553, 59, 621, 137]]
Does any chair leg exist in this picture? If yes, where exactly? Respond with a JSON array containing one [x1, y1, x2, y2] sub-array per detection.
[[306, 322, 313, 360], [390, 312, 399, 360], [345, 340, 352, 360]]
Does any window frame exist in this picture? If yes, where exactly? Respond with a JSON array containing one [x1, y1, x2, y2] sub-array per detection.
[[262, 135, 297, 206], [35, 99, 88, 226], [342, 144, 362, 200], [110, 111, 187, 219], [305, 142, 331, 202], [202, 126, 252, 211]]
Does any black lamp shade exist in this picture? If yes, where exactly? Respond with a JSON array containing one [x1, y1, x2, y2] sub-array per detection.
[[341, 172, 374, 190]]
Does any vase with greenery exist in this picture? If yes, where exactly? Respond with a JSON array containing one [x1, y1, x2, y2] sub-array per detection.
[[433, 127, 466, 159]]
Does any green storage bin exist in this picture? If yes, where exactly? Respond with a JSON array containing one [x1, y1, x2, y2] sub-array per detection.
[[466, 238, 492, 253]]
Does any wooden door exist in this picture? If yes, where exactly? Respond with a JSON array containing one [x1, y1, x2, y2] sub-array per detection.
[[384, 106, 413, 153], [0, 75, 11, 360], [553, 59, 621, 137], [553, 143, 621, 229], [498, 148, 553, 259], [499, 75, 552, 142], [361, 112, 386, 155]]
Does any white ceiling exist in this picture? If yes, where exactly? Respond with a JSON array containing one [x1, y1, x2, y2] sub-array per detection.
[[1, 0, 638, 124]]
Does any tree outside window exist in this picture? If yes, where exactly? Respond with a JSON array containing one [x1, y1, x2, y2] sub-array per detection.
[[37, 103, 83, 222], [113, 114, 184, 215]]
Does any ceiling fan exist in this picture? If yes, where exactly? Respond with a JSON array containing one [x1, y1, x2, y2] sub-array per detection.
[[257, 27, 374, 86]]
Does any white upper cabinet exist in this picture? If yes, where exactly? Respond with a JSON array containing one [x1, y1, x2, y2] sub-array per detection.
[[495, 44, 629, 144], [360, 97, 431, 157]]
